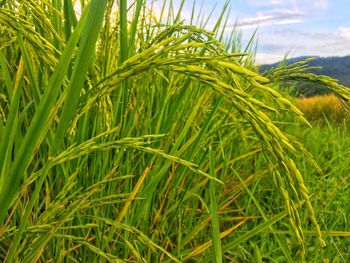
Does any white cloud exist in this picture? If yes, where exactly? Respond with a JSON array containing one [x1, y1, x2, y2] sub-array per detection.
[[247, 0, 297, 7], [248, 0, 329, 11], [339, 26, 350, 41], [237, 9, 303, 29], [256, 52, 289, 64], [254, 25, 350, 64], [314, 0, 328, 10]]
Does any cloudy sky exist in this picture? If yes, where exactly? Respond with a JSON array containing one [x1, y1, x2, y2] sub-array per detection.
[[152, 0, 350, 64]]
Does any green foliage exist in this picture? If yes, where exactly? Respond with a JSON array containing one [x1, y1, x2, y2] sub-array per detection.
[[0, 0, 349, 261]]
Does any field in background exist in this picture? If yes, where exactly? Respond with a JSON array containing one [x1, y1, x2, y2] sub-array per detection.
[[296, 94, 350, 124]]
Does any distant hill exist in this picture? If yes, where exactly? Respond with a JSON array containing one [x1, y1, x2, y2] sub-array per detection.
[[260, 56, 350, 97]]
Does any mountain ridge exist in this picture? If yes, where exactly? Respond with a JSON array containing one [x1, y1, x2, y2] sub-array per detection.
[[259, 55, 350, 96]]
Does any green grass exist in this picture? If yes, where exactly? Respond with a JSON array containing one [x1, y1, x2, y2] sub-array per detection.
[[1, 0, 350, 262], [300, 124, 350, 262], [239, 121, 350, 262]]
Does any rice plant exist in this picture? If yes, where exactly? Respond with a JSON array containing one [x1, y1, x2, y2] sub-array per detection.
[[0, 0, 350, 261]]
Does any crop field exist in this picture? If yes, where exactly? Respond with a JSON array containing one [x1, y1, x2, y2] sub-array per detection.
[[0, 0, 350, 262], [296, 94, 350, 124]]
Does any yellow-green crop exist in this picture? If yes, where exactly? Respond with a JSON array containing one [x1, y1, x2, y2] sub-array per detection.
[[0, 0, 349, 261]]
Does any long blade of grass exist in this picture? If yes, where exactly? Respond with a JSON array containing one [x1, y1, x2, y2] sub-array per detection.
[[129, 0, 143, 56], [0, 50, 13, 98], [53, 0, 107, 151], [0, 55, 24, 193], [119, 0, 129, 64], [209, 146, 222, 263]]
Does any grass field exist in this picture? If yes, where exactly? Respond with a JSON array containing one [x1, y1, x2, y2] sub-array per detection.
[[1, 0, 350, 262], [247, 120, 350, 262]]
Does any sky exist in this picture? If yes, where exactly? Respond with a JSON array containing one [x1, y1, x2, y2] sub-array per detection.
[[151, 0, 350, 64]]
